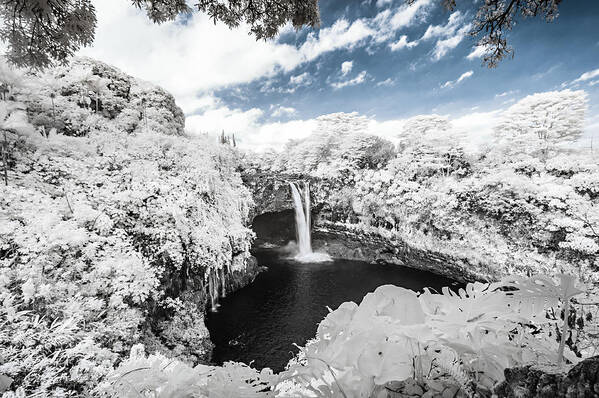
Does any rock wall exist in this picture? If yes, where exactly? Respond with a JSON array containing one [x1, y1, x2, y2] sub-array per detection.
[[495, 356, 599, 397], [243, 171, 490, 282], [312, 224, 491, 283]]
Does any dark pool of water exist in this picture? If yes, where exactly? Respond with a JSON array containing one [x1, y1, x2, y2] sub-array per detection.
[[205, 248, 460, 372]]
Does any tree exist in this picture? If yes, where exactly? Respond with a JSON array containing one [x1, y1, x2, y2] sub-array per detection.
[[398, 114, 452, 150], [0, 0, 97, 69], [0, 59, 22, 98], [494, 90, 587, 160], [83, 75, 106, 113], [397, 115, 471, 177], [0, 0, 320, 69], [340, 133, 395, 169]]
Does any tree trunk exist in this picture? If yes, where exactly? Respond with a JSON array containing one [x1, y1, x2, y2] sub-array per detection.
[[557, 298, 570, 367], [2, 131, 8, 186], [51, 98, 55, 134]]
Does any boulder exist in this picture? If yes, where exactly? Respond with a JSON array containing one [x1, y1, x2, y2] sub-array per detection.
[[495, 356, 599, 398]]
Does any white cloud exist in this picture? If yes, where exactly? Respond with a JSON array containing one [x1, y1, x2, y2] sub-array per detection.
[[299, 19, 375, 61], [451, 110, 502, 150], [186, 103, 264, 136], [441, 70, 473, 88], [457, 70, 474, 83], [573, 68, 599, 84], [590, 80, 599, 86], [245, 119, 318, 150], [389, 35, 418, 51], [421, 11, 463, 40], [331, 71, 368, 89], [81, 0, 434, 117], [495, 90, 518, 98], [341, 61, 354, 76], [184, 98, 316, 151], [372, 0, 433, 42], [271, 106, 297, 117], [376, 78, 395, 87], [386, 0, 432, 31], [431, 25, 470, 60], [466, 45, 487, 60], [376, 0, 392, 7], [290, 72, 311, 86], [418, 11, 471, 61], [81, 0, 304, 114], [531, 64, 560, 80]]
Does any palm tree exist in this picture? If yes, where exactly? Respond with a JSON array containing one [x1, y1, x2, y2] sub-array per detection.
[[141, 97, 148, 130], [49, 92, 56, 126], [88, 79, 102, 113], [78, 73, 105, 113], [1, 129, 7, 185]]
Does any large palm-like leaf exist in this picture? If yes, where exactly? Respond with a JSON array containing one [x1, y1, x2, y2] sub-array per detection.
[[499, 274, 584, 319]]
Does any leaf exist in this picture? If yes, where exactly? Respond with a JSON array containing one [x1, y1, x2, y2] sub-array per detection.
[[500, 274, 584, 318], [0, 374, 13, 393]]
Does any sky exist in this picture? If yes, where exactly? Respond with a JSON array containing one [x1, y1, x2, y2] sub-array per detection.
[[80, 0, 599, 151]]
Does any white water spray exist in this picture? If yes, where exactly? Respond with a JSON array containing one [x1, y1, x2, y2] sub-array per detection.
[[288, 181, 331, 262]]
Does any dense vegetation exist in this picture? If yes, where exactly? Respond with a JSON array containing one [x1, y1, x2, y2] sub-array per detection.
[[0, 59, 255, 396], [0, 59, 597, 397], [247, 98, 598, 284]]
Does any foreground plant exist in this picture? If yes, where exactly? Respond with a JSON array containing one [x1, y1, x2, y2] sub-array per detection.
[[100, 345, 278, 398], [282, 274, 587, 397], [101, 274, 592, 398]]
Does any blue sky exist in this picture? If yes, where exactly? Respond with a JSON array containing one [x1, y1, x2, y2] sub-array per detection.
[[82, 0, 599, 150]]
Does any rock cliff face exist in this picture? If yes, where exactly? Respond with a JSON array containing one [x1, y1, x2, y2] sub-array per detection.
[[243, 172, 489, 283], [312, 224, 487, 282]]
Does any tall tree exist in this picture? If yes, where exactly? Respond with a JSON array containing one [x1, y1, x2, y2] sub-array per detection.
[[494, 89, 587, 159], [398, 114, 452, 151]]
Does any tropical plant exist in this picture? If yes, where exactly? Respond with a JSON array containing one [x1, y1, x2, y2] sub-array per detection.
[[282, 275, 585, 397], [100, 345, 278, 398]]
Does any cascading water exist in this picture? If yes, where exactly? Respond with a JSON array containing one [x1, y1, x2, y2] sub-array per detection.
[[288, 181, 331, 262], [289, 181, 312, 255]]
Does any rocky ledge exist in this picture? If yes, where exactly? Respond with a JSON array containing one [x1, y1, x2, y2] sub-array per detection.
[[312, 223, 493, 283]]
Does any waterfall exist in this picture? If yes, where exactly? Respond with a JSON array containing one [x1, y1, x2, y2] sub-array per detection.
[[288, 181, 331, 262], [289, 181, 312, 255]]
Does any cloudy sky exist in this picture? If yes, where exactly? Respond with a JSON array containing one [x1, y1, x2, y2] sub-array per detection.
[[81, 0, 599, 150]]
